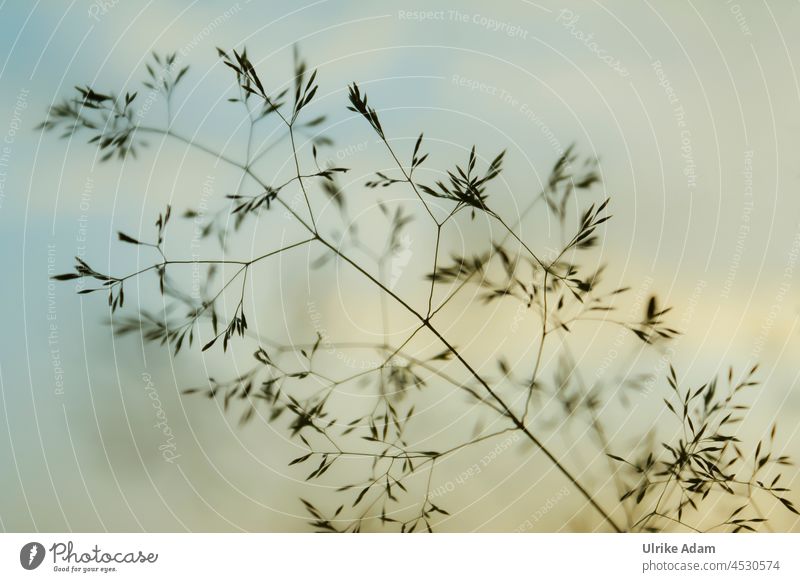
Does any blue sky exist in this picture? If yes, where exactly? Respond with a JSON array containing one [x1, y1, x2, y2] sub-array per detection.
[[2, 0, 800, 532]]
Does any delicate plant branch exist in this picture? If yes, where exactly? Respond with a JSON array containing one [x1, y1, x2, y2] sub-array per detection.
[[45, 46, 795, 533]]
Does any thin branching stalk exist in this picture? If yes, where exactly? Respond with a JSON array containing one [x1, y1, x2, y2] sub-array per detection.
[[45, 48, 796, 533]]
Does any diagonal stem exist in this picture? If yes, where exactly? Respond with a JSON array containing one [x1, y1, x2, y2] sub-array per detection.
[[136, 123, 623, 533]]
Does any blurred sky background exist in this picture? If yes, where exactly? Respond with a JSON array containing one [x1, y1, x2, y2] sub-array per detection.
[[2, 0, 800, 532]]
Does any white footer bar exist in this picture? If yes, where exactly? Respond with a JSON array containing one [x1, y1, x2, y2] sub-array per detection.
[[1, 533, 797, 581]]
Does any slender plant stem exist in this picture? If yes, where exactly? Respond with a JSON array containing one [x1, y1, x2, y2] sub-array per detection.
[[131, 122, 623, 533], [380, 137, 437, 223]]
